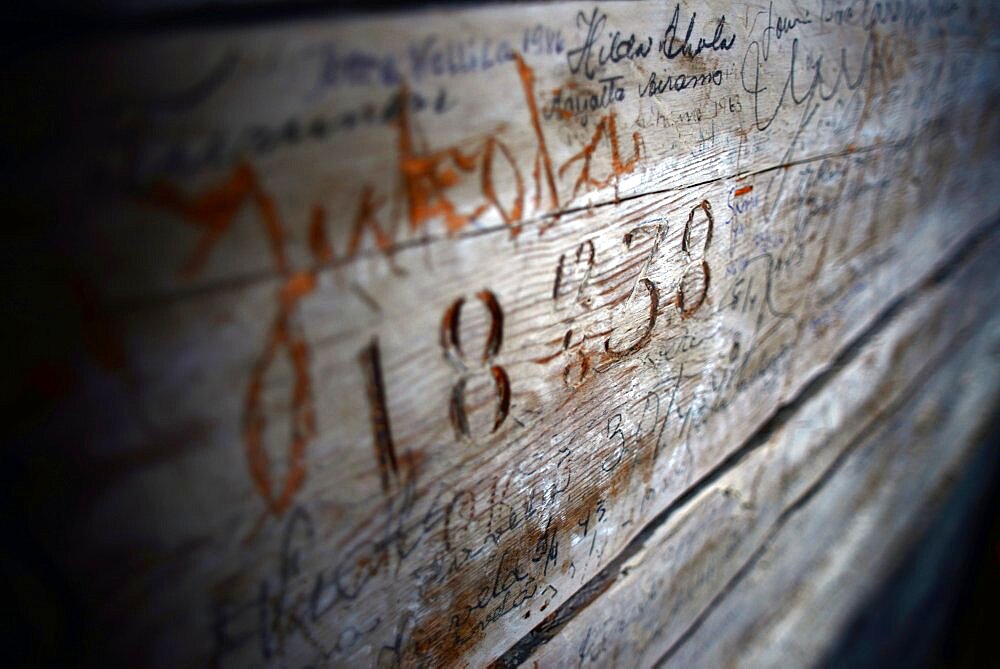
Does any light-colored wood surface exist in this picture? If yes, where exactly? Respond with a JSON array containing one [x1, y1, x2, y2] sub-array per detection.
[[521, 225, 1000, 668], [14, 0, 999, 666]]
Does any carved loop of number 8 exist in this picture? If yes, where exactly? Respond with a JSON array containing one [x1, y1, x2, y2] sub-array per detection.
[[440, 290, 511, 440], [677, 200, 714, 318]]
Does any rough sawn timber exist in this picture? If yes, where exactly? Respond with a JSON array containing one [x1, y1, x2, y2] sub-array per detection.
[[14, 0, 1000, 667]]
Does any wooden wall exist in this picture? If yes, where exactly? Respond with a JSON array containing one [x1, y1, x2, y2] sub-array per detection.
[[4, 0, 999, 666]]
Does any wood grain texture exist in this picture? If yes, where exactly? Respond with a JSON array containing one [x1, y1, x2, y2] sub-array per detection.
[[518, 223, 1000, 668], [10, 0, 999, 666]]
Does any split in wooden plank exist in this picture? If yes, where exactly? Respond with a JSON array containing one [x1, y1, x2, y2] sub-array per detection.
[[511, 218, 1000, 668]]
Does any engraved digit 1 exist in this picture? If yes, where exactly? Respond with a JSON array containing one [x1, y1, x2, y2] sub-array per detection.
[[677, 200, 714, 318], [441, 290, 511, 440], [553, 239, 596, 309], [359, 337, 400, 494]]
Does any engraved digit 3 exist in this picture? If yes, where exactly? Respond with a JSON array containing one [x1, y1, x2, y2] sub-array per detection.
[[601, 223, 664, 364], [441, 290, 511, 440], [604, 277, 660, 360], [677, 200, 714, 318]]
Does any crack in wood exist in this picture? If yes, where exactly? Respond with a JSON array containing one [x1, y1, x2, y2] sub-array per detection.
[[109, 138, 907, 315], [492, 216, 1000, 667]]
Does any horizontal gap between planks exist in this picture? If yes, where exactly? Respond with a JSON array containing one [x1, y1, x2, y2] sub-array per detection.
[[653, 238, 1000, 666], [492, 215, 1000, 667], [113, 137, 903, 314]]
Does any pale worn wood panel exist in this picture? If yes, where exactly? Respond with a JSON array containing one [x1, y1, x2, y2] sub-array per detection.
[[64, 129, 998, 667], [64, 0, 996, 304], [658, 287, 1000, 669], [28, 1, 1000, 667], [520, 222, 1000, 668]]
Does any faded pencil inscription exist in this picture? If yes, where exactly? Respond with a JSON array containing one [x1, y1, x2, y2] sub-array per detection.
[[78, 0, 997, 667]]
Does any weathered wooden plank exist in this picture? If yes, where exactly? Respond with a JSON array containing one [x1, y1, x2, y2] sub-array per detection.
[[518, 222, 1000, 668], [61, 0, 997, 302], [658, 277, 1000, 668], [14, 0, 999, 667], [61, 155, 996, 667]]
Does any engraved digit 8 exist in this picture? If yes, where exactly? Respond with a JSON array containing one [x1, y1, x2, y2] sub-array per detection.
[[677, 200, 714, 318], [441, 290, 511, 440]]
